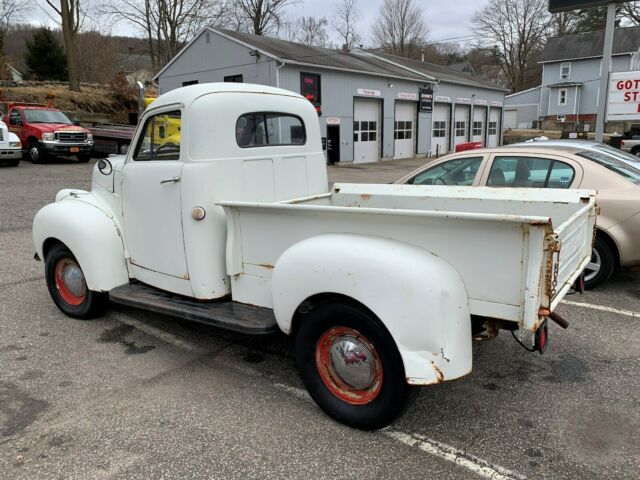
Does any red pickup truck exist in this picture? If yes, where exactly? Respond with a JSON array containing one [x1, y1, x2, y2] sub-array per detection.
[[5, 103, 94, 163]]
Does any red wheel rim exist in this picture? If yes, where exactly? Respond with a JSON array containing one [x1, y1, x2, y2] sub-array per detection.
[[315, 326, 383, 405], [54, 258, 87, 306]]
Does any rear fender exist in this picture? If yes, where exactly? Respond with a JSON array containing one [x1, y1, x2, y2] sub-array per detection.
[[33, 195, 128, 292], [271, 234, 472, 385]]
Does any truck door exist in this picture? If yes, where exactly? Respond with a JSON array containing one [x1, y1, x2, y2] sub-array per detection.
[[121, 109, 189, 288], [8, 109, 24, 143]]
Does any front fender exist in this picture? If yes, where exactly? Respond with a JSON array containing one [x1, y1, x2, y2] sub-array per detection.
[[33, 195, 129, 292], [271, 234, 472, 386]]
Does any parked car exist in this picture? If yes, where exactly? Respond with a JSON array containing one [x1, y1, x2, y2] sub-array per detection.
[[0, 117, 23, 167], [32, 83, 595, 430], [396, 144, 640, 289], [4, 103, 94, 163], [516, 139, 640, 169]]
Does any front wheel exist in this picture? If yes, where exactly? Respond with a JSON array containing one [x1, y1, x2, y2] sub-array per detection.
[[77, 153, 91, 163], [584, 236, 615, 290], [28, 141, 47, 164], [295, 301, 412, 430], [45, 243, 107, 319]]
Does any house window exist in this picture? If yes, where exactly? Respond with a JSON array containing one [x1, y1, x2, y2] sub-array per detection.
[[557, 115, 566, 122], [300, 72, 321, 106], [558, 89, 568, 106], [488, 122, 497, 135], [455, 121, 466, 137], [433, 121, 446, 138], [560, 62, 571, 80], [182, 80, 198, 86], [394, 121, 413, 140], [224, 74, 243, 83], [472, 121, 483, 136]]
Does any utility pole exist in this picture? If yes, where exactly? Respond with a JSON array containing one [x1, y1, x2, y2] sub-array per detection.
[[595, 2, 617, 143]]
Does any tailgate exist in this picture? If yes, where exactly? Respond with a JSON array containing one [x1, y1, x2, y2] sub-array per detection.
[[544, 195, 598, 313]]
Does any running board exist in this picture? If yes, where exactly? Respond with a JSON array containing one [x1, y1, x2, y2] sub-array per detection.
[[109, 282, 279, 335]]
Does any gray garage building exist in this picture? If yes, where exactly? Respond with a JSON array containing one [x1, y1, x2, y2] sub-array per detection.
[[155, 28, 507, 163]]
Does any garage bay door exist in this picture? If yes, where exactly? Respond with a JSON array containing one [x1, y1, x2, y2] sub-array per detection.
[[353, 98, 381, 163], [488, 108, 501, 147], [504, 109, 517, 130], [393, 101, 416, 159], [472, 106, 487, 145], [454, 105, 470, 149], [431, 103, 449, 156]]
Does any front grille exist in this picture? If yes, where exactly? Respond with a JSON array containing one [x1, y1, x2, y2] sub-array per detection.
[[55, 131, 86, 142], [0, 129, 4, 141]]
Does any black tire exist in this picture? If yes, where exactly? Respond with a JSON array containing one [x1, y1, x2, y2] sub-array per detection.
[[584, 236, 616, 290], [28, 140, 47, 164], [77, 153, 91, 163], [44, 243, 107, 319], [632, 146, 640, 158], [295, 301, 412, 430], [7, 159, 19, 167]]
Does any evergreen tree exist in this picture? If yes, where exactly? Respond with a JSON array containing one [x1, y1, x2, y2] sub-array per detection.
[[574, 6, 621, 33], [24, 28, 68, 81]]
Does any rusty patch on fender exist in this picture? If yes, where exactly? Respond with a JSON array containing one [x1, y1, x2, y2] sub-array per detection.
[[259, 263, 274, 270], [360, 194, 371, 200], [431, 363, 444, 383]]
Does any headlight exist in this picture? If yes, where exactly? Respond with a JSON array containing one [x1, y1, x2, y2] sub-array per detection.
[[87, 133, 93, 141], [42, 133, 54, 141], [9, 141, 21, 148]]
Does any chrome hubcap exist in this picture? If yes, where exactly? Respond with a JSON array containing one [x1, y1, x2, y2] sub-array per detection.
[[329, 335, 377, 390], [584, 247, 601, 282], [61, 263, 86, 298], [30, 147, 39, 161]]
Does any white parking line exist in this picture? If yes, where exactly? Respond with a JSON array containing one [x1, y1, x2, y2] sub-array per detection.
[[115, 314, 527, 479], [562, 300, 640, 318], [384, 431, 527, 480]]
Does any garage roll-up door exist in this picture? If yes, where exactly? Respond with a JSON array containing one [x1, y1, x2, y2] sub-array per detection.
[[394, 101, 416, 159], [431, 103, 449, 156], [488, 108, 501, 147], [353, 98, 381, 164], [454, 105, 470, 149], [504, 109, 517, 130], [472, 106, 487, 145]]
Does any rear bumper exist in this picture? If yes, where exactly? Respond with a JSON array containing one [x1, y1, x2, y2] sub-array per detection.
[[0, 148, 22, 159], [41, 141, 93, 155]]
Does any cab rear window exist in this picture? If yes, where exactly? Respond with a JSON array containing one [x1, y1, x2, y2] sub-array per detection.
[[236, 113, 306, 148]]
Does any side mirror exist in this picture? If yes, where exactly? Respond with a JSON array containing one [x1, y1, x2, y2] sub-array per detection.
[[72, 119, 81, 126], [98, 158, 113, 176]]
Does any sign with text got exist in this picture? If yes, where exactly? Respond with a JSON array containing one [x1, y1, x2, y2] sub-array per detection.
[[607, 71, 640, 121]]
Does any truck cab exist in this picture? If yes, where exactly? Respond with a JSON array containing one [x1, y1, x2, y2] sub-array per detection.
[[32, 83, 596, 430], [0, 115, 23, 167], [6, 104, 94, 163]]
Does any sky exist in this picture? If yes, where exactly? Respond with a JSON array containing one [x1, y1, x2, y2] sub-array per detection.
[[32, 0, 486, 48]]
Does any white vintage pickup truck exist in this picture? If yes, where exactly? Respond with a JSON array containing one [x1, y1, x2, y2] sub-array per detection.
[[33, 83, 597, 430]]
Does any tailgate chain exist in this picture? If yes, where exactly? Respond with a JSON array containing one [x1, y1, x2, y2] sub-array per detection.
[[546, 235, 561, 298]]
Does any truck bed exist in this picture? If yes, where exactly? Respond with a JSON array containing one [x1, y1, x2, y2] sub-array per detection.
[[219, 184, 597, 331]]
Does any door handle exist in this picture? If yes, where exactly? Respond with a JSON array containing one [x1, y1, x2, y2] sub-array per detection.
[[160, 176, 181, 184]]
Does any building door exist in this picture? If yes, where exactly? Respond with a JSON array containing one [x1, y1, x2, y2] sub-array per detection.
[[472, 106, 487, 145], [454, 105, 470, 149], [504, 109, 517, 130], [353, 98, 380, 163], [393, 101, 416, 159], [488, 108, 501, 147], [431, 103, 449, 156], [326, 124, 340, 165]]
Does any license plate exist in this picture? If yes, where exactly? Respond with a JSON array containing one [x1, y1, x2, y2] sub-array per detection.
[[70, 147, 79, 153]]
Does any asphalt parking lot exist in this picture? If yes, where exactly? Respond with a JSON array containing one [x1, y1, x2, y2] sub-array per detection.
[[1, 157, 639, 479]]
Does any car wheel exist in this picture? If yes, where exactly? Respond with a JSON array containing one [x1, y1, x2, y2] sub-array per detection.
[[296, 301, 412, 430], [584, 236, 615, 290], [632, 147, 640, 158], [28, 140, 46, 164], [6, 159, 19, 167], [45, 243, 107, 319], [77, 153, 91, 163]]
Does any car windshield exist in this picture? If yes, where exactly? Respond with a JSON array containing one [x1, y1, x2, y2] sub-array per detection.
[[576, 149, 640, 185], [23, 109, 72, 124]]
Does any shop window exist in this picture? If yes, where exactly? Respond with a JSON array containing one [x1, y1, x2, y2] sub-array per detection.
[[455, 121, 466, 137], [358, 120, 377, 142], [473, 121, 483, 136], [488, 122, 497, 135], [182, 80, 198, 86], [224, 74, 243, 83], [301, 72, 321, 106], [394, 120, 413, 140], [433, 121, 446, 138]]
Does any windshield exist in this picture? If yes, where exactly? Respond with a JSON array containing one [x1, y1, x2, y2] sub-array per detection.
[[577, 149, 640, 185], [23, 109, 72, 124]]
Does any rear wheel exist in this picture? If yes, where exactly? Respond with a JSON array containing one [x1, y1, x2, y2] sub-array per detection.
[[45, 243, 107, 319], [584, 236, 615, 290], [295, 301, 412, 430]]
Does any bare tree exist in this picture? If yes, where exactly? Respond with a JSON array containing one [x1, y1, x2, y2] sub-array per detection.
[[231, 0, 297, 36], [45, 0, 83, 91], [332, 0, 361, 51], [295, 16, 329, 46], [104, 0, 228, 71], [473, 0, 551, 92], [551, 11, 579, 36], [371, 0, 428, 57], [619, 1, 640, 25], [0, 0, 27, 78]]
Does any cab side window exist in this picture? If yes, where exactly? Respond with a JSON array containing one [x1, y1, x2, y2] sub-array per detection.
[[9, 110, 21, 126], [487, 156, 575, 188], [133, 110, 181, 161], [409, 157, 483, 186]]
